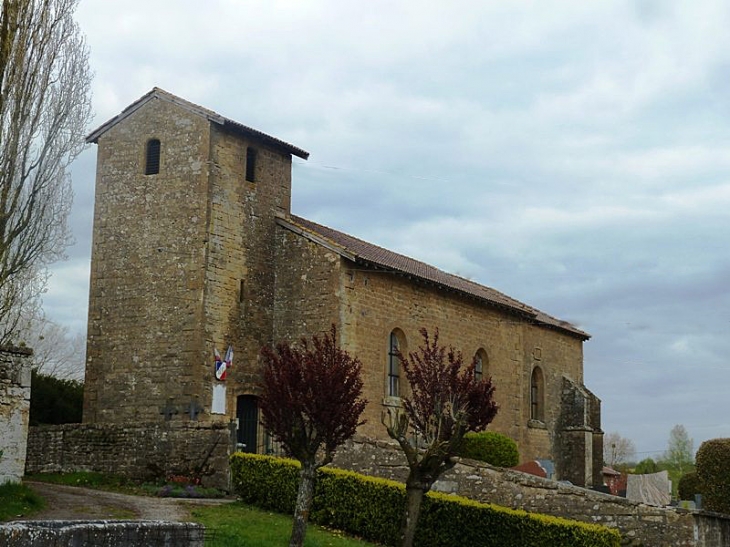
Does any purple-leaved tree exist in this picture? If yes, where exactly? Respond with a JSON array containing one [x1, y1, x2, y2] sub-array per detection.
[[260, 325, 367, 547], [383, 327, 498, 547]]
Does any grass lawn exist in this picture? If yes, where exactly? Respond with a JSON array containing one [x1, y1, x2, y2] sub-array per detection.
[[22, 472, 377, 545], [190, 502, 380, 547], [24, 471, 133, 490], [0, 482, 45, 521], [25, 472, 224, 498]]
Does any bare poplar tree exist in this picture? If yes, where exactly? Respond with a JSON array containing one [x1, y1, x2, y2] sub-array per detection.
[[0, 0, 92, 344]]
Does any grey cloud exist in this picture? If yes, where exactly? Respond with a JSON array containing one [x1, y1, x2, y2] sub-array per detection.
[[41, 0, 730, 456]]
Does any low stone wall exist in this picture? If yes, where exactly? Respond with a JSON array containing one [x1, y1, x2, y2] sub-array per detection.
[[0, 520, 204, 547], [332, 437, 730, 547], [0, 347, 33, 484], [26, 422, 233, 490]]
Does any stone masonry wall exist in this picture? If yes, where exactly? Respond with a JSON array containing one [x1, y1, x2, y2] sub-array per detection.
[[84, 97, 212, 424], [268, 234, 598, 481], [558, 376, 603, 488], [26, 422, 232, 490], [0, 347, 32, 484], [0, 521, 204, 547], [332, 437, 730, 547], [273, 224, 342, 344], [205, 126, 294, 412], [85, 94, 297, 426], [335, 260, 587, 468]]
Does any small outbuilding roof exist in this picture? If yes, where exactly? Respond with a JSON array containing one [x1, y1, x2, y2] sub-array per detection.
[[278, 215, 590, 340], [86, 88, 310, 160]]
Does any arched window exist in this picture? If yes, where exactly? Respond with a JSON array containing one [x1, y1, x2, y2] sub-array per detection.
[[145, 138, 161, 175], [530, 366, 544, 421], [388, 330, 405, 397], [474, 348, 489, 382]]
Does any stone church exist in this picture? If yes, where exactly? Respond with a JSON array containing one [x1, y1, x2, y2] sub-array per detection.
[[83, 88, 603, 486]]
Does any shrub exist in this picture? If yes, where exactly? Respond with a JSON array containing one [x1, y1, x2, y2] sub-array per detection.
[[678, 471, 702, 501], [458, 431, 519, 467], [230, 453, 300, 514], [696, 438, 730, 514], [29, 370, 83, 426], [230, 453, 620, 547]]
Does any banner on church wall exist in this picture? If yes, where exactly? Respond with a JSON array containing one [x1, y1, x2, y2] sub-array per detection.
[[214, 345, 233, 380]]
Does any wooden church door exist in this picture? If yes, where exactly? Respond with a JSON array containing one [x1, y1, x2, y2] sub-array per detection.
[[236, 395, 259, 453]]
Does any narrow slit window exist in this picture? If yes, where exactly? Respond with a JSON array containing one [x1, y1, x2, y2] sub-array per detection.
[[145, 139, 161, 175], [246, 147, 257, 182], [530, 367, 544, 421], [388, 331, 400, 397]]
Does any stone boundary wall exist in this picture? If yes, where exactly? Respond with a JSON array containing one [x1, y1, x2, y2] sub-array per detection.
[[332, 437, 730, 547], [0, 347, 33, 484], [0, 520, 204, 547], [26, 422, 233, 490]]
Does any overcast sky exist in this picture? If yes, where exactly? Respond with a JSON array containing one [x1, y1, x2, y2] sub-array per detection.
[[47, 0, 730, 458]]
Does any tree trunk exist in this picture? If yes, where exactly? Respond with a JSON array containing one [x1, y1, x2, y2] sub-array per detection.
[[400, 480, 426, 547], [289, 461, 317, 547]]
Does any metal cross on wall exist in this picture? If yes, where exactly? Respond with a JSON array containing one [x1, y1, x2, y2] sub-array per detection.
[[187, 397, 203, 421], [160, 398, 178, 421]]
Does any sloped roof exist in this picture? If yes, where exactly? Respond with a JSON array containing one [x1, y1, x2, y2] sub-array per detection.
[[86, 88, 310, 160], [278, 215, 590, 340]]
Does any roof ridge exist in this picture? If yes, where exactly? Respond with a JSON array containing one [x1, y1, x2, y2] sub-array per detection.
[[86, 88, 309, 159], [285, 215, 589, 339], [290, 214, 531, 310]]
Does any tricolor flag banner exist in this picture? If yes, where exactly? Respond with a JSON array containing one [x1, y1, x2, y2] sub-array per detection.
[[214, 345, 233, 381]]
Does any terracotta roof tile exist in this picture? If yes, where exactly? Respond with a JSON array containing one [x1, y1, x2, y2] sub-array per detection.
[[280, 215, 589, 340]]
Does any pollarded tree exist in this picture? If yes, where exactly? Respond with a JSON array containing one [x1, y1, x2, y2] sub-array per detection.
[[260, 325, 367, 547], [382, 327, 498, 547], [0, 0, 92, 343]]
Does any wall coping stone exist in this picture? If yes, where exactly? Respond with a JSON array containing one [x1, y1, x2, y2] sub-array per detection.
[[0, 520, 204, 547], [0, 345, 33, 356]]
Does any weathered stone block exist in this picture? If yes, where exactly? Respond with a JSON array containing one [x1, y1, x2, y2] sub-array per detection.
[[0, 347, 33, 484]]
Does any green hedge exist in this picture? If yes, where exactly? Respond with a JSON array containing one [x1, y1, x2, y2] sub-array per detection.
[[696, 438, 730, 514], [29, 370, 83, 426], [230, 453, 620, 547], [457, 431, 519, 467], [677, 471, 702, 501]]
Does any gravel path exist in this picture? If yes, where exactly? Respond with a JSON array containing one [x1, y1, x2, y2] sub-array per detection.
[[19, 481, 233, 522]]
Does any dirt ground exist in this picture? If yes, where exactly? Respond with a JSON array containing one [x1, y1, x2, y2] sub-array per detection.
[[17, 481, 233, 522]]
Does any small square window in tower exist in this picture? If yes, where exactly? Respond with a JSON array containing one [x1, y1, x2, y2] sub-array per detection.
[[246, 147, 257, 182], [145, 139, 161, 175]]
